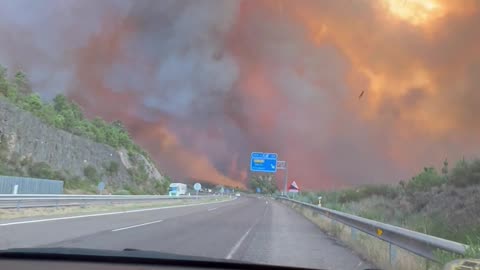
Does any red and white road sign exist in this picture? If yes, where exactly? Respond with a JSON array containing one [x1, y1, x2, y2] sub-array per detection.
[[288, 181, 299, 193]]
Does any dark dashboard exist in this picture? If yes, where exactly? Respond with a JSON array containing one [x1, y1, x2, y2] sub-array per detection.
[[0, 248, 324, 270]]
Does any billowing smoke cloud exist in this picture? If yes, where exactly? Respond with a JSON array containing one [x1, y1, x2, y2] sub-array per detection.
[[1, 0, 479, 189]]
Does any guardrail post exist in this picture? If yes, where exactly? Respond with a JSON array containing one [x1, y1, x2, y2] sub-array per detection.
[[351, 227, 357, 241], [55, 199, 59, 209], [82, 199, 86, 208], [389, 243, 397, 267], [16, 200, 20, 211]]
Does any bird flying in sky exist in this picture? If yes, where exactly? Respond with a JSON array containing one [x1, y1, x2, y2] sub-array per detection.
[[359, 90, 365, 99]]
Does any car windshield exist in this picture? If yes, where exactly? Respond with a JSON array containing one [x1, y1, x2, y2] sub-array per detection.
[[0, 1, 479, 270]]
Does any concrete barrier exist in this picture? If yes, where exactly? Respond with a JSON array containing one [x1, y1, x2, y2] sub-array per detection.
[[280, 199, 444, 270]]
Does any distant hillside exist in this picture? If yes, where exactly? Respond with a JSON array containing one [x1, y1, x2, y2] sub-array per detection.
[[0, 66, 169, 194], [297, 157, 480, 250]]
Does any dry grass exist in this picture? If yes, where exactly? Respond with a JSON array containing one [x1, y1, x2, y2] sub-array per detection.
[[0, 197, 229, 221]]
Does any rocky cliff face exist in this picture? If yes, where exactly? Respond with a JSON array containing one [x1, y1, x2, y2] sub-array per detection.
[[0, 99, 165, 192]]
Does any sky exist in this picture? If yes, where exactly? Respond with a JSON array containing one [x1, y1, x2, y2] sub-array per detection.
[[0, 0, 479, 190]]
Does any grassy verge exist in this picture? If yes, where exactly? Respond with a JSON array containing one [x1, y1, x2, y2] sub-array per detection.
[[0, 197, 230, 221], [434, 237, 480, 264]]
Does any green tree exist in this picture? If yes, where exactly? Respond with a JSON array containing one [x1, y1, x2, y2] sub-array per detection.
[[118, 132, 131, 147], [105, 126, 120, 148], [249, 174, 277, 194], [60, 109, 75, 130], [406, 167, 445, 193], [22, 93, 43, 111], [0, 65, 8, 96], [53, 114, 65, 128], [53, 94, 85, 132], [53, 94, 69, 112], [68, 101, 84, 121], [71, 120, 92, 137], [14, 71, 32, 95], [36, 104, 57, 125], [0, 67, 24, 102], [5, 82, 18, 102], [112, 120, 127, 133]]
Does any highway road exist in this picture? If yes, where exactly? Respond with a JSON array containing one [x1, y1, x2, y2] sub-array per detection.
[[0, 196, 373, 269]]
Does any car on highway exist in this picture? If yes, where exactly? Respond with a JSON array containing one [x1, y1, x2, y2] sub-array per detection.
[[235, 193, 241, 197]]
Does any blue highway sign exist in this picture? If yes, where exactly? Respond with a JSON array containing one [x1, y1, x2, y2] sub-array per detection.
[[250, 152, 278, 173]]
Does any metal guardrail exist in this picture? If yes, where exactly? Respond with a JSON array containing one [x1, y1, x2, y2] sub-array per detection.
[[277, 196, 467, 261], [0, 194, 216, 210]]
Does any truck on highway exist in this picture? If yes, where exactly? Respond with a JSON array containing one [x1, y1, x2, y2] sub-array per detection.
[[168, 183, 187, 196]]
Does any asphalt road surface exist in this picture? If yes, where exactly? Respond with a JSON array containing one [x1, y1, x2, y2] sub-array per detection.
[[0, 196, 373, 270]]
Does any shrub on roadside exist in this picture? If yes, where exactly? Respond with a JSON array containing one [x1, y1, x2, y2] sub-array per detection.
[[64, 176, 97, 193], [127, 165, 149, 184], [449, 159, 480, 187], [83, 165, 100, 183], [337, 184, 399, 204], [406, 167, 445, 193], [124, 185, 142, 195], [28, 162, 54, 179], [104, 161, 119, 176], [112, 189, 131, 195], [154, 179, 170, 195], [52, 170, 66, 181]]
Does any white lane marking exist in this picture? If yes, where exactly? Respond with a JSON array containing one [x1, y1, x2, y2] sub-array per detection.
[[112, 219, 163, 232], [207, 207, 218, 211], [355, 261, 363, 270], [225, 225, 254, 259], [225, 200, 269, 260], [0, 199, 235, 227]]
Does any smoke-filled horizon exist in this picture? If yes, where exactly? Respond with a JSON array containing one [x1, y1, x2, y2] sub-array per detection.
[[1, 0, 479, 190]]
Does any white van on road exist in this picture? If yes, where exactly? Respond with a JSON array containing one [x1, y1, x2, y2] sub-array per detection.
[[168, 183, 187, 196]]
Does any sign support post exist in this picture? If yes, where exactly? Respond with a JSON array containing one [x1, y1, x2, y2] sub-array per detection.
[[193, 183, 201, 200], [283, 164, 288, 197], [275, 160, 287, 196]]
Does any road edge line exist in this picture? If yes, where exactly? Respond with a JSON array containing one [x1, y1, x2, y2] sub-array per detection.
[[225, 199, 268, 259], [225, 225, 254, 259]]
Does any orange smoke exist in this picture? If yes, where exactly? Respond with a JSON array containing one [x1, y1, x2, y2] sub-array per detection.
[[72, 0, 480, 189], [134, 125, 241, 188], [225, 0, 480, 188], [3, 0, 480, 190], [68, 12, 138, 120], [67, 12, 243, 188]]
